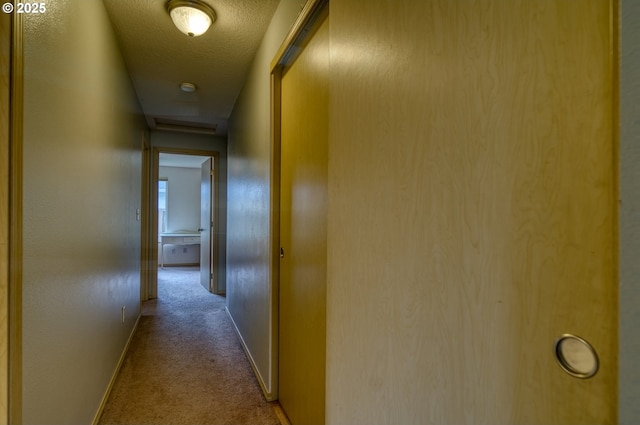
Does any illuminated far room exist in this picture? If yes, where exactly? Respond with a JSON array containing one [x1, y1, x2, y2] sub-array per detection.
[[158, 153, 211, 267]]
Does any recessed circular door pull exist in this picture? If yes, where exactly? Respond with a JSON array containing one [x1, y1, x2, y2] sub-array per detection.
[[554, 334, 599, 379]]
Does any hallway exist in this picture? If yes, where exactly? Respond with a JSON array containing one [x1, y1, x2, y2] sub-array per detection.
[[5, 0, 635, 423], [98, 267, 282, 425]]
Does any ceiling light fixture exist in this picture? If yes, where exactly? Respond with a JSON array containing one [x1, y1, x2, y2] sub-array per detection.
[[167, 0, 216, 37]]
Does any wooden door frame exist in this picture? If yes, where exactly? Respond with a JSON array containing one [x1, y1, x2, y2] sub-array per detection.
[[146, 146, 221, 298], [2, 10, 24, 425], [268, 0, 329, 403], [199, 157, 215, 293], [140, 132, 151, 302]]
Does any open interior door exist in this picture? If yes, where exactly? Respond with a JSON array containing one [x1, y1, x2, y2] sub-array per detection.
[[199, 158, 213, 292]]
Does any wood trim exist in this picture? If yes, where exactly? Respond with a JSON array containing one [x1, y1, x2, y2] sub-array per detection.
[[268, 69, 282, 400], [226, 307, 274, 400], [271, 402, 291, 425], [159, 263, 200, 268], [270, 0, 329, 72], [150, 148, 160, 299], [150, 147, 222, 297], [610, 5, 620, 416], [610, 0, 620, 269], [0, 11, 10, 425], [140, 132, 151, 301], [8, 11, 23, 425], [212, 153, 221, 294], [91, 314, 141, 425]]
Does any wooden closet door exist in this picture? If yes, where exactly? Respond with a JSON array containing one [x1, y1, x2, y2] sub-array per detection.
[[278, 11, 329, 425], [325, 0, 616, 423]]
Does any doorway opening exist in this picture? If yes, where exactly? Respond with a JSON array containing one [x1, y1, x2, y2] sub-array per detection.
[[143, 147, 222, 301]]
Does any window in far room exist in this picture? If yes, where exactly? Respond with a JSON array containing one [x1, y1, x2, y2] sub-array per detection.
[[158, 178, 168, 235]]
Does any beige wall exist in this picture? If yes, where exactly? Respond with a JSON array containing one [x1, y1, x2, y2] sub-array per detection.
[[21, 2, 146, 423], [158, 166, 201, 265], [620, 1, 640, 423], [226, 0, 306, 400], [158, 166, 201, 234]]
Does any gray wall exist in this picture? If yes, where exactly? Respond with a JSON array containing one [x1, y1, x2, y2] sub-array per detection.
[[21, 1, 146, 423], [620, 1, 640, 423], [151, 131, 228, 292], [226, 0, 306, 399], [159, 166, 201, 265], [159, 166, 201, 233]]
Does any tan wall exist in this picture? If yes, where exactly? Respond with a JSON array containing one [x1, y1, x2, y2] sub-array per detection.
[[21, 2, 146, 423], [226, 0, 306, 399], [620, 1, 640, 423]]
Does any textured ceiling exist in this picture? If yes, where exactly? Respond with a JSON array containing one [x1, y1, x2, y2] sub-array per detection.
[[102, 0, 280, 135]]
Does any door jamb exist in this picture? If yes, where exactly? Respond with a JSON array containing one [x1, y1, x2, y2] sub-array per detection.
[[146, 146, 221, 298], [140, 132, 151, 302], [5, 10, 24, 425]]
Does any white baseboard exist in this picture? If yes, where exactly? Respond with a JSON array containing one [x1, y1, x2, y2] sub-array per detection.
[[91, 313, 141, 425], [225, 307, 276, 401]]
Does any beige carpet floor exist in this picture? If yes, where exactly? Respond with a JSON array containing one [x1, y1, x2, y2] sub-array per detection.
[[98, 267, 282, 425]]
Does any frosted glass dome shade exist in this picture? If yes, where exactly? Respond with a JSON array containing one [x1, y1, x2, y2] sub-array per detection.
[[167, 0, 216, 37]]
